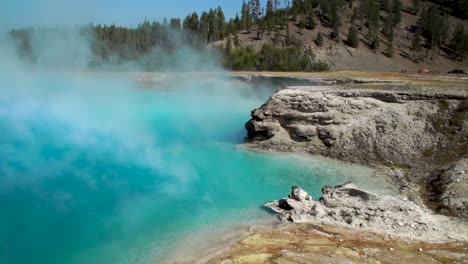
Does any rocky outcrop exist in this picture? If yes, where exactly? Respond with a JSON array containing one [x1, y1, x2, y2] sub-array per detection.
[[245, 86, 468, 217], [428, 158, 468, 218], [265, 184, 468, 242], [205, 185, 468, 264]]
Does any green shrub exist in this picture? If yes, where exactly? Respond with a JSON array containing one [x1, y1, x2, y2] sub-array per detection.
[[224, 44, 329, 72]]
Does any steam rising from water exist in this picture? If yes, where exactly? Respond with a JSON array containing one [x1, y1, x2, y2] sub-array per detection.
[[0, 29, 396, 264]]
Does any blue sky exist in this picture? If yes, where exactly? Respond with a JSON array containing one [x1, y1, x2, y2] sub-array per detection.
[[1, 0, 267, 29]]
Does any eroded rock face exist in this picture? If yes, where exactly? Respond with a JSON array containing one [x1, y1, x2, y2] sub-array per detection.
[[246, 87, 468, 166], [265, 184, 468, 242], [429, 158, 468, 218], [246, 86, 468, 217]]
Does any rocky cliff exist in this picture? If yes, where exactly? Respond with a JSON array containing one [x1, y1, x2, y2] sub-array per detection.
[[245, 86, 468, 218]]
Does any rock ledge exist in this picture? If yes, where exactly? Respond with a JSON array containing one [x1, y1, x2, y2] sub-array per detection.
[[246, 86, 468, 218]]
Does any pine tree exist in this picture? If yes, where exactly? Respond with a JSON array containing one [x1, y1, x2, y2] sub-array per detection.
[[463, 34, 468, 60], [292, 0, 303, 16], [385, 43, 394, 57], [189, 12, 199, 33], [249, 0, 263, 40], [451, 23, 466, 60], [200, 12, 209, 44], [365, 0, 380, 47], [315, 32, 324, 47], [299, 14, 306, 28], [250, 0, 262, 25], [306, 9, 316, 29], [346, 23, 359, 48], [216, 6, 226, 40], [392, 0, 402, 26], [234, 13, 241, 31], [234, 34, 240, 47], [169, 18, 181, 30], [281, 0, 290, 30], [358, 0, 369, 29], [410, 30, 423, 61], [411, 30, 423, 52], [323, 0, 345, 42], [385, 33, 395, 57], [241, 1, 252, 31], [383, 15, 394, 38], [207, 9, 216, 42], [225, 37, 232, 54], [266, 0, 274, 18], [369, 26, 380, 51], [418, 6, 447, 50]]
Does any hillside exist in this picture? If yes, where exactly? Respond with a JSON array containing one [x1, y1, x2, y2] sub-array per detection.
[[216, 0, 468, 72]]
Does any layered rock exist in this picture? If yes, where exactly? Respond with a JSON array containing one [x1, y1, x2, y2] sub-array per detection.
[[265, 184, 468, 242], [428, 158, 468, 218], [245, 86, 468, 217]]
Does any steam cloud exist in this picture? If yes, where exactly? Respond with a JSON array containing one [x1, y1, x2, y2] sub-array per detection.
[[0, 22, 276, 264]]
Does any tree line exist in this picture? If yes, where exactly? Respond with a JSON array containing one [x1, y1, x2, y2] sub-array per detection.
[[8, 0, 468, 71]]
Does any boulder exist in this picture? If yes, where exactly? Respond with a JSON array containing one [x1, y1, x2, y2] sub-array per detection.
[[288, 185, 311, 201]]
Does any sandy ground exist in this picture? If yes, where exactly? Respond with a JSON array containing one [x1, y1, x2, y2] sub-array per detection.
[[162, 218, 283, 264], [230, 71, 468, 87], [122, 71, 468, 90], [207, 224, 468, 264]]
